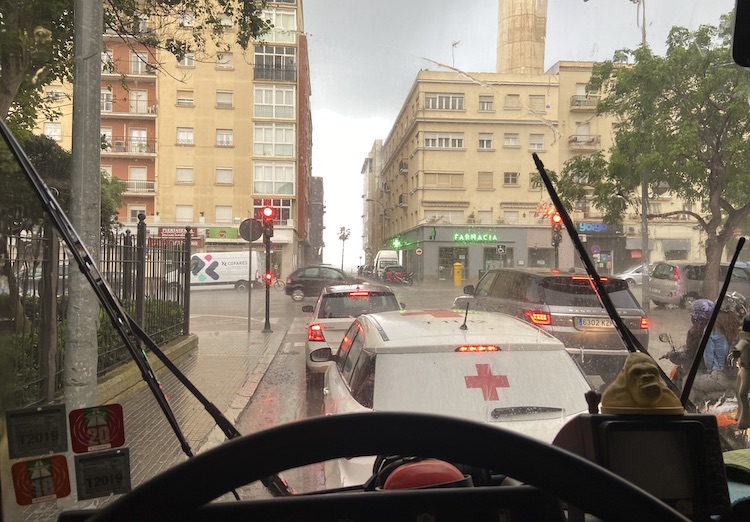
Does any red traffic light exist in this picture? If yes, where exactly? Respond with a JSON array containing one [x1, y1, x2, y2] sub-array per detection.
[[262, 206, 274, 219], [265, 272, 273, 282], [551, 212, 562, 225]]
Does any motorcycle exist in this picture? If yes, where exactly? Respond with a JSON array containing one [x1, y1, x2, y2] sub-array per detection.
[[394, 272, 413, 285], [658, 332, 687, 388]]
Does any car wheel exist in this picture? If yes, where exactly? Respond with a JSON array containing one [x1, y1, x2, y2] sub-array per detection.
[[235, 280, 250, 293], [626, 278, 635, 287], [291, 288, 305, 301]]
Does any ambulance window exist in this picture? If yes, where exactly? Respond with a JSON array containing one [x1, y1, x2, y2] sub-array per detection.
[[350, 352, 376, 408], [341, 328, 365, 383]]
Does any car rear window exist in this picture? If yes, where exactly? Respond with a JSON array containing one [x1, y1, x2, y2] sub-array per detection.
[[538, 277, 639, 308], [319, 292, 400, 318]]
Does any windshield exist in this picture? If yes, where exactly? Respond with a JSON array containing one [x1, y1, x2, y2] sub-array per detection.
[[1, 0, 749, 519]]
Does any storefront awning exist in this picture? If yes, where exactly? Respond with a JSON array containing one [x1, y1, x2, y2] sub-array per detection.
[[661, 239, 690, 251], [625, 238, 655, 250]]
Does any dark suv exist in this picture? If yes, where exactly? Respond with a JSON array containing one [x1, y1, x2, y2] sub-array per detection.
[[453, 268, 649, 387], [285, 266, 363, 301]]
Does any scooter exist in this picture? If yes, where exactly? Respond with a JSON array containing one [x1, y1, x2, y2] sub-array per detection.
[[394, 272, 413, 285], [658, 333, 687, 388]]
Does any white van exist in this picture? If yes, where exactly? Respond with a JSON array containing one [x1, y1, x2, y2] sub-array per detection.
[[373, 250, 399, 278], [167, 251, 263, 292]]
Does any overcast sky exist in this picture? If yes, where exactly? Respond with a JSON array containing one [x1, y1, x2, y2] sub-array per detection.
[[302, 0, 734, 271]]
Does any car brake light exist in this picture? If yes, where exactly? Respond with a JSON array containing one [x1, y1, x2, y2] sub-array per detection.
[[349, 291, 370, 297], [456, 345, 499, 352], [524, 310, 551, 325], [640, 317, 650, 329], [674, 268, 681, 282], [571, 275, 608, 282], [308, 324, 325, 342]]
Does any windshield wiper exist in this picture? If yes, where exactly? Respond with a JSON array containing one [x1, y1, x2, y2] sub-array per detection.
[[0, 119, 292, 497], [491, 406, 564, 419], [531, 153, 682, 400]]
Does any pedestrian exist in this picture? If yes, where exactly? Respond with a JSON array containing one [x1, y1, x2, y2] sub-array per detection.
[[662, 299, 714, 388], [704, 292, 746, 374]]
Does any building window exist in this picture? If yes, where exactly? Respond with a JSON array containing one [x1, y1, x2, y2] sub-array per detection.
[[262, 8, 297, 43], [177, 53, 195, 67], [529, 134, 545, 150], [216, 129, 233, 147], [128, 205, 147, 222], [101, 90, 113, 112], [216, 168, 234, 185], [425, 93, 464, 110], [424, 132, 464, 149], [503, 133, 520, 147], [44, 122, 62, 141], [129, 89, 147, 113], [504, 94, 520, 109], [216, 90, 233, 109], [219, 14, 233, 27], [254, 123, 295, 156], [176, 90, 194, 106], [176, 167, 194, 184], [503, 172, 519, 185], [215, 206, 233, 223], [216, 52, 233, 69], [254, 45, 296, 81], [101, 165, 112, 179], [254, 161, 295, 195], [178, 11, 195, 27], [424, 172, 463, 188], [478, 133, 493, 150], [128, 166, 148, 192], [529, 95, 546, 112], [175, 205, 193, 222], [254, 85, 295, 118], [477, 172, 494, 190], [479, 95, 494, 111], [424, 210, 463, 223], [503, 211, 519, 224], [102, 50, 114, 73], [130, 51, 148, 75], [177, 127, 194, 145], [477, 211, 493, 224]]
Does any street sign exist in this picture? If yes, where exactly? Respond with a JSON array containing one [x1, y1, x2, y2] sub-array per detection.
[[591, 244, 601, 254], [415, 247, 423, 256], [239, 218, 263, 241], [496, 245, 506, 255], [6, 404, 68, 459]]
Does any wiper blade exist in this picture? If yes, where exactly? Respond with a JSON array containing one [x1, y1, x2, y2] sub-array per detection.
[[0, 119, 292, 497], [531, 153, 682, 400], [491, 406, 564, 419]]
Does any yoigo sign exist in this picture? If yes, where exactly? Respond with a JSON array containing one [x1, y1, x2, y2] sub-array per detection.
[[577, 222, 610, 234]]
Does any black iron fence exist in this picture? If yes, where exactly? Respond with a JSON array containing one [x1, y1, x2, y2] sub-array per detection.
[[0, 215, 190, 408]]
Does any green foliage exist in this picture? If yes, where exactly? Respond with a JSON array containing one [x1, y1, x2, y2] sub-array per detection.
[[0, 0, 271, 126], [558, 13, 750, 277]]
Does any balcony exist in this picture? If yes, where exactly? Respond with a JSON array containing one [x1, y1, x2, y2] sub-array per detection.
[[124, 180, 155, 194], [101, 99, 158, 118], [569, 95, 600, 111], [103, 137, 156, 156], [568, 134, 601, 151], [253, 65, 297, 82]]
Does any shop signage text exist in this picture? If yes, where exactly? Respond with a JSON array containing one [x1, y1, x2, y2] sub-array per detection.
[[453, 232, 499, 242]]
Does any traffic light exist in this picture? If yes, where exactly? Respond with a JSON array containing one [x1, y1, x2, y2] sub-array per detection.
[[265, 272, 273, 285], [551, 212, 563, 248], [261, 206, 274, 244]]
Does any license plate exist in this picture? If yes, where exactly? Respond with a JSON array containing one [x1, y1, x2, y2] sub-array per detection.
[[577, 317, 612, 328]]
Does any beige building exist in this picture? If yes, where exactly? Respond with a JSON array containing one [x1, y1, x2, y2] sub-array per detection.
[[36, 0, 314, 279], [363, 63, 703, 282]]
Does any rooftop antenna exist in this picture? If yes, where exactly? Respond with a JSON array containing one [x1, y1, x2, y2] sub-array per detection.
[[451, 40, 460, 68], [460, 302, 469, 330]]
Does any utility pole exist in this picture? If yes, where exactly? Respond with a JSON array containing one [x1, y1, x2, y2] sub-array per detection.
[[65, 0, 103, 411]]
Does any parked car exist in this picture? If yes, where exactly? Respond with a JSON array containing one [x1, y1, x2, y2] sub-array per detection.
[[310, 308, 592, 488], [285, 265, 363, 301], [452, 268, 649, 387], [302, 283, 402, 375], [614, 263, 649, 287], [648, 261, 750, 309]]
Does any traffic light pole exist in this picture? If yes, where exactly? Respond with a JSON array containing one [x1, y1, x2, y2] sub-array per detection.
[[263, 240, 272, 333]]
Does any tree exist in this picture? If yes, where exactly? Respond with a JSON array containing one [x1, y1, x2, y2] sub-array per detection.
[[557, 14, 750, 300], [339, 227, 351, 271], [0, 0, 271, 128]]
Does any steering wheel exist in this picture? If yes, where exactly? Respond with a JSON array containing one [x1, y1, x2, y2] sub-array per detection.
[[90, 412, 689, 521]]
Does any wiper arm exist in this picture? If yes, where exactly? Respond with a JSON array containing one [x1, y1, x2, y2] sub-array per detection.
[[0, 119, 292, 497], [531, 153, 682, 399], [490, 406, 564, 419]]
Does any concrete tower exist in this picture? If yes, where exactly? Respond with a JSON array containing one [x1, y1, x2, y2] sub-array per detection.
[[497, 0, 548, 74]]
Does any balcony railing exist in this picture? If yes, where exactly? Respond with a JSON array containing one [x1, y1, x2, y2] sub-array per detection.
[[124, 180, 155, 193], [253, 65, 297, 82], [104, 137, 156, 154], [568, 134, 601, 150], [570, 95, 600, 110]]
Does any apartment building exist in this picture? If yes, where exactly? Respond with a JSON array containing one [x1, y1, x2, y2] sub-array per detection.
[[37, 1, 313, 279], [363, 64, 703, 282]]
